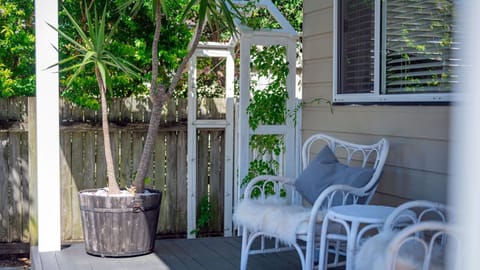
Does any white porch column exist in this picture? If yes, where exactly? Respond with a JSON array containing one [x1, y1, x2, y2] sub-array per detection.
[[34, 0, 61, 252], [449, 2, 480, 269]]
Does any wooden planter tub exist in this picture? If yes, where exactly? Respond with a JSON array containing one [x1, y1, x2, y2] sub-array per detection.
[[78, 189, 162, 257]]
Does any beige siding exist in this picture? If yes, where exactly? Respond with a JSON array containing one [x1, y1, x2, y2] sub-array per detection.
[[302, 0, 450, 205]]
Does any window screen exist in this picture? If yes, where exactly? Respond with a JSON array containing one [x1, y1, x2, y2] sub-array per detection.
[[383, 0, 456, 94], [338, 0, 375, 94]]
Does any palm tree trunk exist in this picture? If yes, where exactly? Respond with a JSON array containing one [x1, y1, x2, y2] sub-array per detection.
[[96, 67, 120, 194], [167, 17, 206, 94], [134, 2, 207, 193], [133, 0, 163, 193]]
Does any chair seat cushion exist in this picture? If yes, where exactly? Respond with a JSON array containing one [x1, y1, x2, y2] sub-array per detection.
[[233, 197, 325, 244], [295, 146, 375, 205]]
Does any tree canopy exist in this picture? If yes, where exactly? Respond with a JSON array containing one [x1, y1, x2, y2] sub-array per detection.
[[0, 0, 302, 105], [0, 0, 35, 97]]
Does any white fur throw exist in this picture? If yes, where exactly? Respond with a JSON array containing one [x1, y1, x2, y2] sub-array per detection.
[[233, 197, 324, 244], [355, 230, 444, 270]]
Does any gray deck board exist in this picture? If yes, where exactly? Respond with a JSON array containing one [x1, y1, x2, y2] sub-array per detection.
[[32, 237, 304, 270], [39, 252, 61, 270]]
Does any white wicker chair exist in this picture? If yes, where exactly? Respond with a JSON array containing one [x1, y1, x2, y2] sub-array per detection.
[[234, 133, 390, 270], [356, 200, 460, 270]]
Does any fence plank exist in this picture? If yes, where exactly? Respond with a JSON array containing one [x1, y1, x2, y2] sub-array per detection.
[[8, 98, 26, 122], [8, 133, 22, 242], [67, 103, 84, 123], [0, 99, 8, 121], [177, 99, 188, 123], [95, 131, 107, 189], [164, 132, 177, 235], [129, 97, 140, 122], [111, 131, 121, 189], [176, 131, 188, 234], [120, 97, 132, 123], [165, 99, 176, 125], [108, 99, 121, 123], [132, 131, 144, 187], [146, 151, 154, 183], [70, 132, 84, 240], [83, 106, 98, 123], [0, 134, 9, 242], [120, 131, 132, 187], [59, 99, 67, 122], [135, 97, 150, 122], [84, 132, 96, 189], [60, 132, 73, 242], [209, 130, 224, 234], [62, 98, 75, 122], [19, 132, 29, 243], [196, 131, 209, 234], [154, 133, 167, 234], [143, 98, 152, 122]]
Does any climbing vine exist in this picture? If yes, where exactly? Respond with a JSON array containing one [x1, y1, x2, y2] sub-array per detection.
[[239, 0, 331, 198], [240, 43, 290, 195], [190, 195, 212, 237], [240, 16, 291, 196]]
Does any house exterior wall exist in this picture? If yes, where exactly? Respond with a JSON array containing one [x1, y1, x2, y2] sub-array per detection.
[[302, 0, 450, 205]]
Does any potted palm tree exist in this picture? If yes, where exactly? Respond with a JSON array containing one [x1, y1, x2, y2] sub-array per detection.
[[53, 0, 241, 257]]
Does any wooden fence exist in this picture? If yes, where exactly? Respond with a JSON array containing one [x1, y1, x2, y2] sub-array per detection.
[[0, 97, 227, 244]]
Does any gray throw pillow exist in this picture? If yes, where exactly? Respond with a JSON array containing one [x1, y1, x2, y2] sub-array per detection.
[[294, 146, 375, 205]]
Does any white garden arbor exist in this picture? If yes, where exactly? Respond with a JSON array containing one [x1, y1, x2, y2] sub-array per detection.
[[186, 0, 299, 238], [235, 0, 301, 188], [187, 40, 236, 238], [34, 0, 299, 251]]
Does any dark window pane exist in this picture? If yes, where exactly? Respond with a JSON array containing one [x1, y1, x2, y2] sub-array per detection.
[[338, 0, 375, 94]]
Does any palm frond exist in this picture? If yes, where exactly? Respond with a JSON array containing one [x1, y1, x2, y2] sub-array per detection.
[[182, 0, 243, 37], [51, 1, 141, 92], [65, 63, 88, 89], [219, 0, 241, 35], [96, 4, 108, 52], [47, 22, 87, 53], [64, 5, 94, 50], [118, 0, 167, 18], [182, 0, 199, 21], [104, 51, 141, 79]]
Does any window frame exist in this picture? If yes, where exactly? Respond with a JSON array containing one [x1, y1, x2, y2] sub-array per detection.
[[333, 0, 456, 104]]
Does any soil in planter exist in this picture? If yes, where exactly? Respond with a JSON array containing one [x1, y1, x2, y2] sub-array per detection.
[[0, 254, 31, 269]]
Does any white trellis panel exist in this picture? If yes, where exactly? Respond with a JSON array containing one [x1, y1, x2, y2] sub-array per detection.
[[187, 42, 236, 238], [235, 0, 300, 213]]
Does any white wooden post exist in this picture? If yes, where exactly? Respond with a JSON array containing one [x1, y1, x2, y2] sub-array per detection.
[[237, 34, 252, 203], [224, 49, 235, 237], [34, 0, 61, 252], [187, 55, 197, 239], [286, 37, 299, 180], [449, 2, 480, 269]]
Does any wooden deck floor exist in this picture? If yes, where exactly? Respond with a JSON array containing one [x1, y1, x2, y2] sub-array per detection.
[[31, 237, 305, 270]]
